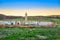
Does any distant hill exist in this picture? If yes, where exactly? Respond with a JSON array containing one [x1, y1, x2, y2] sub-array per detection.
[[0, 14, 5, 20], [0, 14, 23, 20], [50, 15, 60, 18], [0, 14, 60, 20]]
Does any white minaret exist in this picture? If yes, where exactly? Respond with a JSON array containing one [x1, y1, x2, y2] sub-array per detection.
[[25, 12, 28, 22]]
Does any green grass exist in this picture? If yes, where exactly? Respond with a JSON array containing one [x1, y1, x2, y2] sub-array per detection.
[[9, 18, 60, 22], [1, 18, 60, 22], [0, 27, 60, 40], [12, 18, 25, 21], [51, 18, 60, 22]]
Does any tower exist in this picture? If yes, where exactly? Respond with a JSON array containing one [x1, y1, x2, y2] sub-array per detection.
[[25, 12, 28, 22]]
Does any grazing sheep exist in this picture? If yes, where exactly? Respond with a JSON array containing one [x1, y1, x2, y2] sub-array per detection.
[[38, 22, 55, 27], [0, 21, 56, 28]]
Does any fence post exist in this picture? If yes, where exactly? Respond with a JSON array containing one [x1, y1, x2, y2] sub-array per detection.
[[14, 22, 18, 28], [2, 24, 5, 28]]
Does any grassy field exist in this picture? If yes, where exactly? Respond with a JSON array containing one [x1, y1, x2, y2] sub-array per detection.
[[7, 18, 60, 22], [0, 27, 60, 40], [0, 17, 60, 40]]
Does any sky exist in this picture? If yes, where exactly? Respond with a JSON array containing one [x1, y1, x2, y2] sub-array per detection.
[[0, 0, 60, 16]]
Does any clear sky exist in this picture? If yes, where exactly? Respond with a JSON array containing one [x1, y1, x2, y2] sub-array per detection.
[[0, 0, 60, 16]]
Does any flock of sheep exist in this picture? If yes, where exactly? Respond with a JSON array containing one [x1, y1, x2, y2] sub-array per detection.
[[0, 21, 56, 27]]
